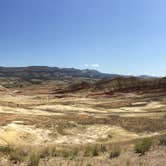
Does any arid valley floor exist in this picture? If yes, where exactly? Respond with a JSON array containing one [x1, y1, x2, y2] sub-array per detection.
[[0, 76, 166, 166]]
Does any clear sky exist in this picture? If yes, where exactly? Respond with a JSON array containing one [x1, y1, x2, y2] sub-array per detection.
[[0, 0, 166, 76]]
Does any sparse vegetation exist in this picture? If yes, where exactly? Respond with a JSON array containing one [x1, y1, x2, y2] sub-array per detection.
[[134, 138, 152, 155], [92, 146, 99, 156], [84, 146, 92, 157], [70, 148, 79, 159], [0, 146, 26, 164], [39, 146, 57, 158], [28, 153, 40, 166], [100, 144, 107, 153], [109, 146, 121, 159], [4, 83, 23, 88], [9, 150, 24, 164], [61, 150, 70, 158], [84, 146, 99, 157], [159, 135, 166, 146], [39, 149, 49, 158], [0, 145, 13, 154]]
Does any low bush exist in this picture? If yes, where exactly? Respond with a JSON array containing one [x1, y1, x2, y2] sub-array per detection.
[[40, 146, 57, 158], [109, 147, 121, 159], [0, 145, 13, 154], [134, 138, 152, 155], [61, 150, 70, 158], [39, 147, 50, 158], [84, 146, 99, 157], [84, 146, 92, 157], [28, 153, 40, 166], [159, 135, 166, 146], [92, 146, 99, 156], [100, 144, 107, 153], [70, 148, 79, 159]]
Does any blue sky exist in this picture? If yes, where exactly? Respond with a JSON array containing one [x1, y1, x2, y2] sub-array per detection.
[[0, 0, 166, 76]]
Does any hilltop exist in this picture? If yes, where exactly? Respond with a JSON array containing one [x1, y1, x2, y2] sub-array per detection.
[[54, 76, 166, 96]]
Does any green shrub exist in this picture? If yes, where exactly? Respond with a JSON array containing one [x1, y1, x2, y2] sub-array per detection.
[[28, 153, 40, 166], [4, 83, 23, 88], [134, 138, 152, 155], [160, 135, 166, 146], [92, 146, 98, 156], [71, 148, 79, 159], [0, 145, 13, 154], [40, 146, 57, 158], [0, 146, 26, 163], [61, 150, 69, 158], [84, 146, 98, 157], [84, 146, 92, 157], [100, 144, 107, 153], [109, 147, 121, 159], [39, 147, 50, 158]]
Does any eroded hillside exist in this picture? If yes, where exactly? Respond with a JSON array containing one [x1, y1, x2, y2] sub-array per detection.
[[0, 76, 165, 165]]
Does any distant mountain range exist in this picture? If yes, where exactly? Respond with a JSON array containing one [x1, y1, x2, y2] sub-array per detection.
[[0, 66, 157, 80], [0, 66, 120, 80]]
